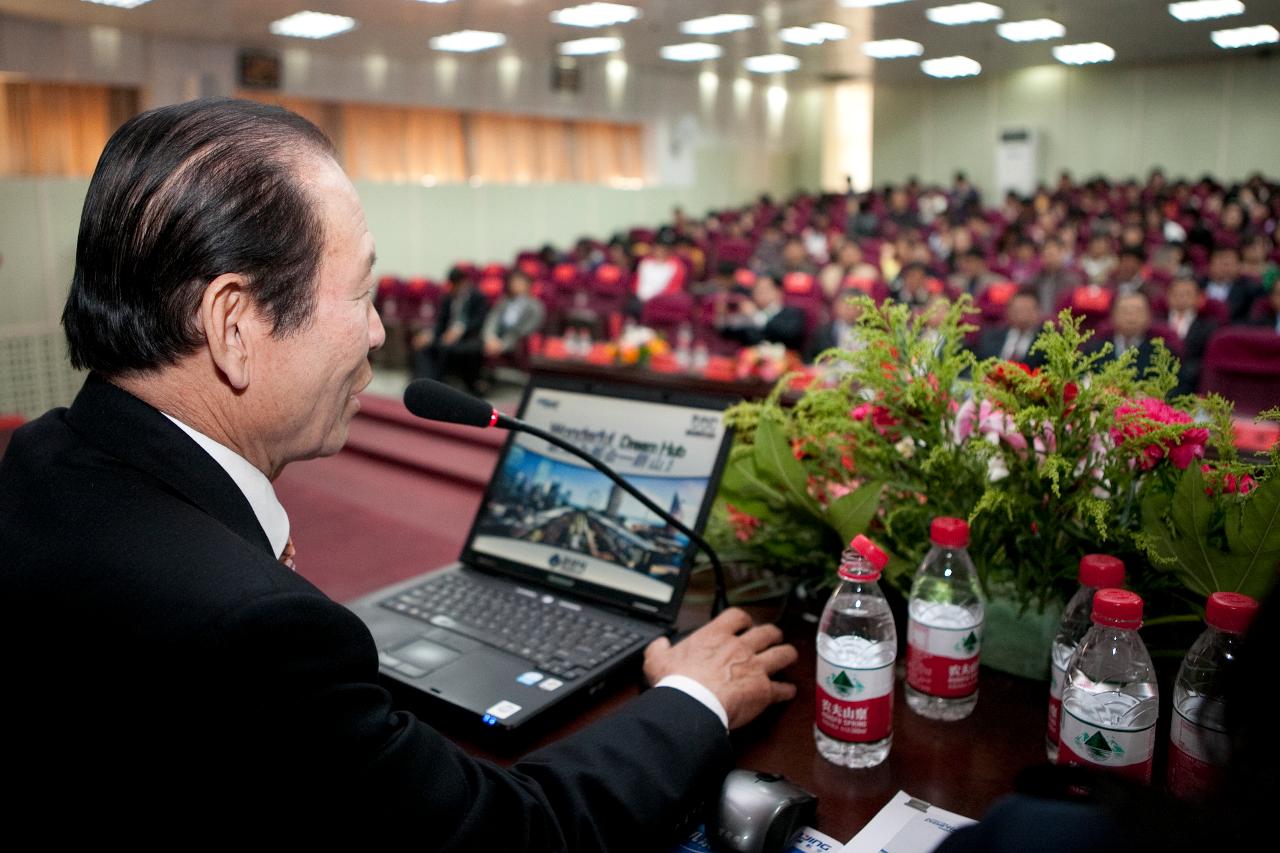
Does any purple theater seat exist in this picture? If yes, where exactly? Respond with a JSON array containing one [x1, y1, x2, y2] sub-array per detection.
[[1200, 327, 1280, 416]]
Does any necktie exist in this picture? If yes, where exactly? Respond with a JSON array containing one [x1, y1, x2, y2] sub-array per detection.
[[279, 536, 296, 571]]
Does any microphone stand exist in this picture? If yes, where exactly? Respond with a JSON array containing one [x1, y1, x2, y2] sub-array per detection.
[[495, 412, 730, 618]]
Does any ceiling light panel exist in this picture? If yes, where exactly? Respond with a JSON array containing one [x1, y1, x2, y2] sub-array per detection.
[[680, 14, 756, 36], [1211, 23, 1279, 47], [811, 23, 850, 41], [839, 0, 913, 6], [743, 54, 801, 74], [429, 30, 507, 52], [862, 39, 925, 59], [660, 42, 723, 62], [1168, 1, 1245, 22], [1052, 42, 1116, 64], [550, 3, 641, 28], [558, 36, 623, 56], [269, 11, 357, 40], [921, 55, 982, 77], [926, 3, 1004, 26], [80, 0, 152, 8], [997, 19, 1066, 42]]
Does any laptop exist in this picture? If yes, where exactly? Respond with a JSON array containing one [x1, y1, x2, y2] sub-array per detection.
[[348, 375, 734, 733]]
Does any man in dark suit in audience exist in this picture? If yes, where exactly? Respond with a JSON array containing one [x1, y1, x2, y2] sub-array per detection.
[[1029, 237, 1083, 316], [1086, 291, 1159, 374], [1201, 246, 1260, 324], [1160, 274, 1217, 396], [412, 264, 490, 392], [0, 98, 797, 843], [973, 289, 1045, 367], [807, 288, 865, 361], [718, 274, 807, 352]]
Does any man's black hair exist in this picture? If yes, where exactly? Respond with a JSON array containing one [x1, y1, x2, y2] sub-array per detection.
[[63, 97, 335, 376]]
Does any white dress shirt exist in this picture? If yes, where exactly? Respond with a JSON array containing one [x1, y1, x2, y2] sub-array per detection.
[[161, 414, 729, 728]]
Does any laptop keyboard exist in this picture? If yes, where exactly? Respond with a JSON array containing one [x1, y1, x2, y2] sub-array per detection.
[[378, 572, 645, 680]]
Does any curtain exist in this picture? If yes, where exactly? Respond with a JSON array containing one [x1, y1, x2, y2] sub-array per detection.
[[0, 82, 138, 176]]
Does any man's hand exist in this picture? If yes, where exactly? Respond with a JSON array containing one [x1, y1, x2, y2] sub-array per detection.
[[411, 330, 434, 350], [643, 608, 797, 730], [441, 323, 464, 346], [483, 337, 504, 357]]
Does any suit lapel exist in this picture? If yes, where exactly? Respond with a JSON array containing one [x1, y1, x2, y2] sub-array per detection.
[[65, 373, 276, 558]]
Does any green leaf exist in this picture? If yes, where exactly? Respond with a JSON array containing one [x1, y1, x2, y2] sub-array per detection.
[[1222, 475, 1280, 599], [825, 481, 885, 543], [1168, 465, 1222, 592], [752, 417, 822, 517], [717, 451, 779, 517]]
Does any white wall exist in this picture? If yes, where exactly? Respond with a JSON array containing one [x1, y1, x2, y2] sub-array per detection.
[[873, 53, 1280, 198]]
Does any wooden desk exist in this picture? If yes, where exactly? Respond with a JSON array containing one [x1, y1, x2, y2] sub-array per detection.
[[434, 598, 1048, 844]]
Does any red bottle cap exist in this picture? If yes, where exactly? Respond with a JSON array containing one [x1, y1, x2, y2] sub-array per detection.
[[1206, 592, 1259, 635], [839, 535, 887, 581], [1091, 588, 1143, 629], [1078, 554, 1125, 589], [930, 517, 969, 548]]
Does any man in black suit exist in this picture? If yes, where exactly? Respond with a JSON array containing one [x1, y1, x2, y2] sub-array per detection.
[[1085, 292, 1159, 375], [1161, 274, 1217, 396], [973, 289, 1045, 367], [0, 99, 797, 843], [412, 265, 490, 392], [1201, 246, 1260, 324], [717, 274, 807, 352], [806, 288, 865, 362]]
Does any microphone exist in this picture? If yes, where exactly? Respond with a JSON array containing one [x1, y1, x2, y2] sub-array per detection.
[[403, 379, 729, 617]]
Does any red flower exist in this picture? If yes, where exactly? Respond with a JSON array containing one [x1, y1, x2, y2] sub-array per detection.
[[724, 503, 761, 543], [1112, 397, 1208, 471]]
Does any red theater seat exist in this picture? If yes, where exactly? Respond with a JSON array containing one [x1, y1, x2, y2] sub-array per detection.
[[1200, 327, 1280, 416]]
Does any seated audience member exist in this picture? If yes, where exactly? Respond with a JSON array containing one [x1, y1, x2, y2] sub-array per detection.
[[973, 289, 1045, 367], [1160, 274, 1217, 396], [807, 290, 866, 361], [1086, 292, 1158, 374], [779, 236, 817, 277], [717, 275, 807, 352], [1031, 238, 1084, 315], [633, 229, 686, 304], [949, 171, 981, 223], [1250, 284, 1280, 334], [481, 269, 545, 361], [892, 262, 938, 310], [1110, 247, 1148, 296], [1004, 238, 1041, 286], [950, 248, 1002, 297], [750, 217, 787, 277], [884, 187, 921, 234], [1079, 234, 1118, 286], [674, 235, 706, 281], [818, 242, 865, 300], [412, 265, 489, 391], [1201, 246, 1260, 323], [1241, 233, 1276, 284]]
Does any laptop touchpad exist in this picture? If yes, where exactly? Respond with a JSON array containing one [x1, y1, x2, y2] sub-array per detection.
[[392, 639, 460, 673]]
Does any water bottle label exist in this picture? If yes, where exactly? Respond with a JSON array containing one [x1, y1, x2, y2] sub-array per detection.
[[1167, 708, 1230, 801], [1058, 709, 1154, 782], [815, 656, 893, 743], [906, 617, 981, 698], [1047, 657, 1069, 746]]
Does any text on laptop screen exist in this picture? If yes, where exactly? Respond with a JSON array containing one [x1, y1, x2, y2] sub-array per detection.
[[469, 387, 727, 604]]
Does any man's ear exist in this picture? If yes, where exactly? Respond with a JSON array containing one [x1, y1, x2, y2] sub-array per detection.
[[199, 273, 259, 391]]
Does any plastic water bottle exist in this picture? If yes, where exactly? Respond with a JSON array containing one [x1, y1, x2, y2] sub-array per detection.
[[1058, 589, 1159, 782], [1046, 554, 1126, 762], [905, 517, 984, 721], [1167, 591, 1258, 801], [815, 535, 897, 768]]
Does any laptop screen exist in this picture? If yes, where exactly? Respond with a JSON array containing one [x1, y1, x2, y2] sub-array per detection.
[[464, 380, 731, 618]]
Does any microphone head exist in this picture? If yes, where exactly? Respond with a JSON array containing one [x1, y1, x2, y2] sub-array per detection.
[[403, 379, 495, 428]]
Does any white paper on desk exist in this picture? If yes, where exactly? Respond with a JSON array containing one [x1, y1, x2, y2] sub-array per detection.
[[672, 825, 843, 852], [840, 790, 975, 853]]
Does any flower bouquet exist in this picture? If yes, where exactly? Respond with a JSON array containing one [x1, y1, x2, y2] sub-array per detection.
[[708, 296, 1279, 676], [604, 325, 670, 368]]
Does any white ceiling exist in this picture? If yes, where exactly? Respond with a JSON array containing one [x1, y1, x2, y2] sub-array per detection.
[[1, 0, 1276, 83]]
